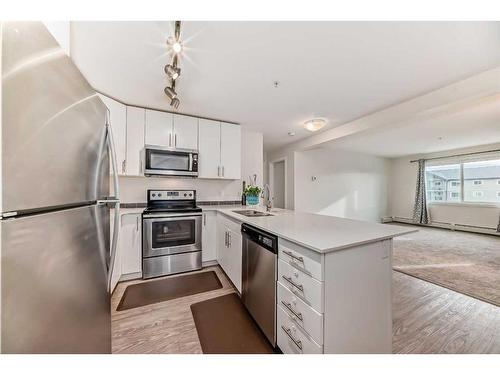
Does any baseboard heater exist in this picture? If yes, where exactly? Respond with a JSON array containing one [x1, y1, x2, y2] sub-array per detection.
[[389, 216, 500, 236]]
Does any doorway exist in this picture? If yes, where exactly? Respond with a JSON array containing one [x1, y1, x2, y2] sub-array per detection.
[[270, 158, 286, 209]]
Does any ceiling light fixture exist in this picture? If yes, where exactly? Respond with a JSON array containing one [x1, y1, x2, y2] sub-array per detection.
[[164, 21, 183, 109], [164, 86, 177, 100], [304, 118, 327, 132], [288, 131, 295, 136], [164, 64, 181, 80]]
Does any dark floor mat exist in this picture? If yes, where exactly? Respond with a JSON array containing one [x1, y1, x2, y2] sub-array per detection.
[[117, 271, 222, 311], [190, 293, 275, 354]]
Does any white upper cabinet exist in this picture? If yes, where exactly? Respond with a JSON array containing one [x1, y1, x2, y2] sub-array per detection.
[[145, 109, 173, 148], [198, 119, 222, 178], [126, 106, 145, 176], [97, 94, 127, 175], [220, 122, 241, 179], [198, 119, 241, 179], [173, 114, 198, 150]]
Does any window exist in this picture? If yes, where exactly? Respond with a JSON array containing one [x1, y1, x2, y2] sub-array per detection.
[[425, 164, 460, 202], [425, 158, 500, 204], [463, 159, 500, 203], [472, 191, 484, 198]]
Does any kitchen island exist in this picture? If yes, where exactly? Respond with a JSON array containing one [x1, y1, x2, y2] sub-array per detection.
[[204, 206, 415, 354]]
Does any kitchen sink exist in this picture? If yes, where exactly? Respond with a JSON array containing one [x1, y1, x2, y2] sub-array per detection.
[[232, 210, 273, 217]]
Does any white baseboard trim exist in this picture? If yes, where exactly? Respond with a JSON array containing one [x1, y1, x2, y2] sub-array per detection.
[[202, 260, 218, 268], [119, 272, 142, 282], [391, 216, 500, 236]]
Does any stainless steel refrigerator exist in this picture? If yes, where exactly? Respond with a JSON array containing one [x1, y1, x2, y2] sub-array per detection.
[[1, 22, 120, 353]]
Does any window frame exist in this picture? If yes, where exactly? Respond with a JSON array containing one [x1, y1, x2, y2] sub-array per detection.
[[425, 157, 500, 207]]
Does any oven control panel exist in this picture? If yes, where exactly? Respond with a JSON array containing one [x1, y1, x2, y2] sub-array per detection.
[[148, 190, 196, 201]]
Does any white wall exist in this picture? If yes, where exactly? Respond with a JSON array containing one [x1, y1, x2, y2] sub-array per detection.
[[294, 148, 390, 222], [118, 128, 263, 203], [389, 142, 500, 229]]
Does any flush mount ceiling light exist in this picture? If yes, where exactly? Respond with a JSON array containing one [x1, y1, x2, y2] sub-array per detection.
[[303, 118, 327, 132], [288, 131, 295, 136], [164, 21, 183, 108]]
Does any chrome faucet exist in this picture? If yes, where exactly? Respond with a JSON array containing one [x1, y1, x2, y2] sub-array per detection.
[[262, 184, 273, 212]]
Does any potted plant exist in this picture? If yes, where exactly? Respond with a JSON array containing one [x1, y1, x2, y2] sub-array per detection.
[[244, 185, 262, 206]]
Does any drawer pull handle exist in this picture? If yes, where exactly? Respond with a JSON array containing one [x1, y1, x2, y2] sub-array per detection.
[[281, 325, 302, 350], [282, 275, 304, 291], [281, 300, 303, 321], [283, 250, 304, 263]]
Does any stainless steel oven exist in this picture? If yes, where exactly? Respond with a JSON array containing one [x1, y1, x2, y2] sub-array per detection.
[[142, 190, 202, 279], [143, 213, 202, 257], [143, 145, 198, 177]]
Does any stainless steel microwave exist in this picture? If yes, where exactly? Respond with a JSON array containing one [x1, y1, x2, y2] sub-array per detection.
[[143, 145, 198, 177]]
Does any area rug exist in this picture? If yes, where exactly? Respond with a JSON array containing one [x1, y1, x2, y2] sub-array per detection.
[[190, 293, 275, 354], [117, 271, 222, 311], [391, 223, 500, 306]]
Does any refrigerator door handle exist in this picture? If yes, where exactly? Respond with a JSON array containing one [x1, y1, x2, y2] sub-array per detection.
[[105, 115, 121, 293]]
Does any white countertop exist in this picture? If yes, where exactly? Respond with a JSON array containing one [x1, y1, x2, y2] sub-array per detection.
[[214, 207, 416, 254]]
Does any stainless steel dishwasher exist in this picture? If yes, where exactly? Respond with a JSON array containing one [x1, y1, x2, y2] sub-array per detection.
[[241, 223, 278, 346]]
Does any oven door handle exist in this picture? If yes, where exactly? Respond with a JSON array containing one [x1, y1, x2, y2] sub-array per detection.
[[142, 213, 203, 219]]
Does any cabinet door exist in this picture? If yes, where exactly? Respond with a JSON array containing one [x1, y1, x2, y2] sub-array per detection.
[[227, 228, 242, 293], [198, 119, 221, 178], [125, 107, 145, 176], [202, 211, 217, 262], [145, 109, 173, 147], [120, 214, 142, 275], [173, 114, 198, 150], [220, 122, 241, 179], [98, 94, 127, 175], [216, 217, 228, 273]]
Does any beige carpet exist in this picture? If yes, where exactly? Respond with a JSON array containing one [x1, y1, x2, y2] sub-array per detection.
[[391, 223, 500, 307]]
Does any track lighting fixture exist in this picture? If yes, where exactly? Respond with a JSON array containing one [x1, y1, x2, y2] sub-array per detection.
[[170, 98, 180, 109], [164, 64, 181, 80], [164, 21, 183, 108], [164, 86, 177, 100]]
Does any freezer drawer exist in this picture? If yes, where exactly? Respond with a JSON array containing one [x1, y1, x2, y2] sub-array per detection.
[[1, 204, 111, 353], [142, 251, 202, 279]]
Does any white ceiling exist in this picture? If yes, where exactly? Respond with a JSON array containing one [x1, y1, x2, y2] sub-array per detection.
[[327, 94, 500, 158], [71, 21, 500, 151]]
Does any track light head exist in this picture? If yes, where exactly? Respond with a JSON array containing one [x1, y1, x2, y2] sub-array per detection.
[[164, 64, 181, 80], [170, 98, 180, 109], [164, 86, 177, 100]]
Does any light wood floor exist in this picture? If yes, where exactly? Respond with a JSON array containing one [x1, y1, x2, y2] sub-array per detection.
[[111, 267, 500, 354]]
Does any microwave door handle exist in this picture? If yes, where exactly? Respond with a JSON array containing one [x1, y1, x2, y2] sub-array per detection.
[[189, 153, 193, 171]]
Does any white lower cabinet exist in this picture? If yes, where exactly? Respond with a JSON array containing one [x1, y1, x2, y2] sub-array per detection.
[[277, 282, 323, 345], [277, 305, 323, 354], [118, 213, 142, 278], [216, 214, 242, 293], [202, 211, 217, 263]]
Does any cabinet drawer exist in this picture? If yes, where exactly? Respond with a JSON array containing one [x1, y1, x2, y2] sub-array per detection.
[[278, 259, 324, 312], [218, 213, 241, 233], [277, 305, 322, 354], [279, 243, 322, 281], [277, 282, 323, 344]]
